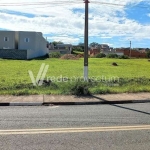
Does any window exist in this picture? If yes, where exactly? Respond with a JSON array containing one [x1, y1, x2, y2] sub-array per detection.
[[4, 37, 9, 42], [24, 38, 30, 42]]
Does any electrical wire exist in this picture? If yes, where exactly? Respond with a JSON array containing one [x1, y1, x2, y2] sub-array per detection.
[[0, 0, 149, 9]]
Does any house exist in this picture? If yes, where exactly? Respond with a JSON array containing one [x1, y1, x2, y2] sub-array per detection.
[[49, 43, 72, 54], [99, 44, 110, 52], [89, 44, 118, 56], [0, 31, 48, 59], [88, 47, 100, 56]]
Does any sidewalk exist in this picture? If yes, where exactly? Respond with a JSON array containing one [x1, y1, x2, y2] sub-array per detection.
[[0, 93, 150, 106]]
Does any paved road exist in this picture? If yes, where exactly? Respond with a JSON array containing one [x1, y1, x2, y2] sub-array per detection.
[[0, 103, 150, 150]]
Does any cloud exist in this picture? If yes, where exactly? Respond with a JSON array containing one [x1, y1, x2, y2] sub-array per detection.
[[0, 0, 149, 45], [147, 13, 150, 17], [47, 36, 80, 44]]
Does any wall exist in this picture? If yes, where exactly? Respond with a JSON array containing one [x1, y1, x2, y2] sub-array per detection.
[[0, 49, 27, 59], [124, 50, 146, 58], [116, 49, 146, 58], [36, 32, 48, 55], [49, 49, 71, 54], [18, 31, 36, 50], [89, 49, 100, 56], [0, 31, 15, 49], [27, 32, 48, 59], [15, 31, 19, 49], [103, 52, 123, 56]]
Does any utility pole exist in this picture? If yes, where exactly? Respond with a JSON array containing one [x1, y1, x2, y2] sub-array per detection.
[[84, 0, 89, 81], [129, 41, 131, 57]]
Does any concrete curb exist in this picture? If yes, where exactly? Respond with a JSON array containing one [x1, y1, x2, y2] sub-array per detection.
[[0, 102, 43, 106], [9, 102, 43, 106], [43, 100, 150, 105], [0, 100, 149, 106]]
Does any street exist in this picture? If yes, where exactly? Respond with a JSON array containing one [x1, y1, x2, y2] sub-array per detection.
[[0, 103, 150, 150]]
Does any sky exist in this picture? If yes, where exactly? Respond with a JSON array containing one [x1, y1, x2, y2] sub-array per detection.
[[0, 0, 150, 48]]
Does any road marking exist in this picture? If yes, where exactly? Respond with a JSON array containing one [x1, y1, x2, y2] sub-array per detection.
[[0, 125, 149, 135], [49, 106, 60, 109]]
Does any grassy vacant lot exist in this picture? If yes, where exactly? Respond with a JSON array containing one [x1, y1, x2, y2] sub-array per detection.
[[0, 58, 150, 95]]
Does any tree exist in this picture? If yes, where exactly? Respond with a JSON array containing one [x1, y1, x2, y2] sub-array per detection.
[[49, 52, 61, 58], [72, 47, 83, 52], [78, 43, 84, 46], [52, 41, 64, 46], [147, 51, 150, 58], [107, 54, 118, 58], [95, 53, 106, 58], [89, 42, 100, 48], [78, 43, 84, 49]]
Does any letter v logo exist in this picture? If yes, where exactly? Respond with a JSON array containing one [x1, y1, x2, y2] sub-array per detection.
[[28, 63, 49, 86]]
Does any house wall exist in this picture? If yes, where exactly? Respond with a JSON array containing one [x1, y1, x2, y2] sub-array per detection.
[[27, 32, 48, 59], [18, 31, 36, 50], [103, 52, 123, 56], [116, 52, 124, 56], [18, 31, 48, 59], [50, 44, 72, 54], [0, 31, 15, 49], [15, 31, 19, 49], [89, 49, 100, 56], [35, 32, 48, 56]]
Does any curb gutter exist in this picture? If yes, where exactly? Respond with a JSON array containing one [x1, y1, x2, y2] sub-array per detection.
[[0, 100, 150, 106]]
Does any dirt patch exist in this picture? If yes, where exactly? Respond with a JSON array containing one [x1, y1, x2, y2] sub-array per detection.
[[61, 54, 79, 60], [77, 54, 84, 58]]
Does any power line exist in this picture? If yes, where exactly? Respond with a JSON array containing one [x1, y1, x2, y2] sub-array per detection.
[[0, 1, 83, 6], [0, 1, 149, 9]]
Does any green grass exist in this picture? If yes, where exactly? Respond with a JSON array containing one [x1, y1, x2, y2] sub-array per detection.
[[0, 58, 150, 95], [73, 51, 84, 55]]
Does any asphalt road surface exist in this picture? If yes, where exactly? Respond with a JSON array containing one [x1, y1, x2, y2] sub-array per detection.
[[0, 103, 150, 150]]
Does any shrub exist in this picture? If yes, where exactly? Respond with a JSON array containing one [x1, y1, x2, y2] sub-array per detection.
[[72, 47, 84, 53], [95, 53, 106, 58], [112, 62, 118, 66], [147, 51, 150, 58], [49, 52, 61, 58], [70, 82, 91, 96], [118, 55, 129, 59], [107, 54, 118, 58]]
